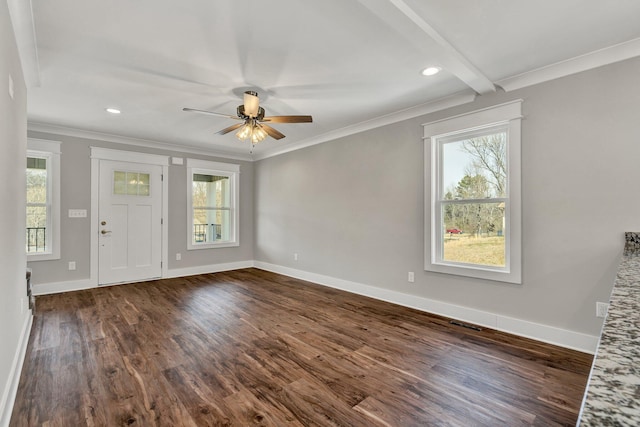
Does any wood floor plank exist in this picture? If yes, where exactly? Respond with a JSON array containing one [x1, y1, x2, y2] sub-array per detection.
[[223, 387, 303, 427], [282, 378, 384, 427], [10, 268, 592, 426], [162, 365, 231, 426]]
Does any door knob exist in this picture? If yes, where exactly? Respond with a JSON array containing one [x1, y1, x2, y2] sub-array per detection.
[[101, 230, 112, 235]]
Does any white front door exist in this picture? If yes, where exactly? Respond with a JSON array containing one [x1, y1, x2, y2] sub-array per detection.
[[98, 159, 162, 285]]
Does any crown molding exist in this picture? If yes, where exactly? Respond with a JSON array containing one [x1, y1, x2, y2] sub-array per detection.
[[497, 37, 640, 92], [27, 122, 254, 162], [253, 91, 477, 161]]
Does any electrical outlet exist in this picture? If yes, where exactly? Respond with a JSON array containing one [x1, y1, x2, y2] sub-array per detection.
[[408, 271, 415, 282], [176, 253, 181, 261], [68, 261, 76, 270], [294, 253, 298, 261], [596, 302, 609, 318]]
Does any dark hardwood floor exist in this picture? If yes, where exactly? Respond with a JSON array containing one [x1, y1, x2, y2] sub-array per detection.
[[10, 268, 593, 426]]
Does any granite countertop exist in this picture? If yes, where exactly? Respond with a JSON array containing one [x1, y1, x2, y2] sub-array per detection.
[[578, 232, 640, 425]]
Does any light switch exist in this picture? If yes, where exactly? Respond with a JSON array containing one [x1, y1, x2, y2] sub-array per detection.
[[68, 209, 87, 218]]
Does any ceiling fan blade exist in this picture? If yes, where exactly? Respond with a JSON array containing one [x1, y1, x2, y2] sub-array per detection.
[[262, 115, 313, 123], [183, 107, 240, 120], [260, 124, 286, 140], [216, 123, 245, 135], [243, 91, 260, 118]]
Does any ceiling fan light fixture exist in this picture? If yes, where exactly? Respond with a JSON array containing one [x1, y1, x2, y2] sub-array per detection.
[[421, 66, 441, 76], [235, 121, 268, 145], [252, 124, 267, 143], [236, 123, 252, 140], [105, 107, 121, 114], [243, 91, 260, 117]]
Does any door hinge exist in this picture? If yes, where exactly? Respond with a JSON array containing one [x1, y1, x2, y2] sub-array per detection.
[[161, 174, 164, 181], [161, 218, 163, 225], [161, 261, 163, 268]]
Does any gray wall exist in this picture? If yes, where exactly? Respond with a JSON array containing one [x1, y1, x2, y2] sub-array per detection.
[[26, 132, 254, 284], [254, 56, 640, 337], [0, 1, 29, 422]]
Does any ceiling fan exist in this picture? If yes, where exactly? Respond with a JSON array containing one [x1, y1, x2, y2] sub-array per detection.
[[183, 91, 312, 147]]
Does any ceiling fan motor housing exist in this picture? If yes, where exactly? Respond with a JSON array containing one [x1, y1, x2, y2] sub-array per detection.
[[237, 105, 265, 120]]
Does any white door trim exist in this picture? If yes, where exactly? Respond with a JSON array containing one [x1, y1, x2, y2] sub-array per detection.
[[90, 147, 169, 287]]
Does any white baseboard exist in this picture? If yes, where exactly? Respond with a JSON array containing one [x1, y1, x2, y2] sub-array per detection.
[[28, 260, 599, 353], [0, 312, 33, 427], [165, 260, 254, 279], [32, 261, 255, 295], [32, 279, 93, 296], [254, 261, 599, 354]]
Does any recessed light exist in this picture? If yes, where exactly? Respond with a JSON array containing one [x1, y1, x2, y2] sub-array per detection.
[[421, 67, 441, 76], [105, 108, 121, 114]]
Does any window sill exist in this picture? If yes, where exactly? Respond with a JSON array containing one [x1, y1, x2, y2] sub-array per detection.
[[187, 242, 239, 251], [27, 252, 61, 262], [425, 261, 521, 284]]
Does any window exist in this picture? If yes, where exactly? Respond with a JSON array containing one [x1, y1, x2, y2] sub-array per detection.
[[187, 159, 239, 249], [113, 171, 150, 196], [26, 139, 61, 261], [424, 101, 522, 283]]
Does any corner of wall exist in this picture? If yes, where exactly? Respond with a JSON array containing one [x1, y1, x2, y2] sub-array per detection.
[[0, 313, 32, 427]]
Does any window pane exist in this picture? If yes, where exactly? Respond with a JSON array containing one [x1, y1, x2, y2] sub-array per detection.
[[114, 171, 127, 194], [192, 208, 231, 244], [26, 205, 47, 253], [26, 158, 47, 204], [192, 174, 229, 208], [26, 205, 47, 228], [27, 157, 47, 170], [138, 173, 150, 196], [442, 202, 505, 267], [442, 130, 507, 199], [114, 171, 150, 196], [126, 172, 139, 195]]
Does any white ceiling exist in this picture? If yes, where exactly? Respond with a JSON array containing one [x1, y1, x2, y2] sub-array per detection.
[[11, 0, 640, 160]]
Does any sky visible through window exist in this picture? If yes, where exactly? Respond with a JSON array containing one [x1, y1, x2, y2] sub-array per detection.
[[443, 140, 474, 193]]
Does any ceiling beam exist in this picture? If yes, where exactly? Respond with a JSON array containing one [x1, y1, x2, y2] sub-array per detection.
[[7, 0, 40, 87], [359, 0, 495, 95]]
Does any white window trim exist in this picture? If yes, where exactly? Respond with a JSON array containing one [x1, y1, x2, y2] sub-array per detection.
[[186, 158, 240, 250], [423, 100, 522, 284], [27, 138, 61, 261]]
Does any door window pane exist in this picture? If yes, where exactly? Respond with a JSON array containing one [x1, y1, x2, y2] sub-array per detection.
[[114, 171, 127, 194], [113, 171, 151, 196]]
